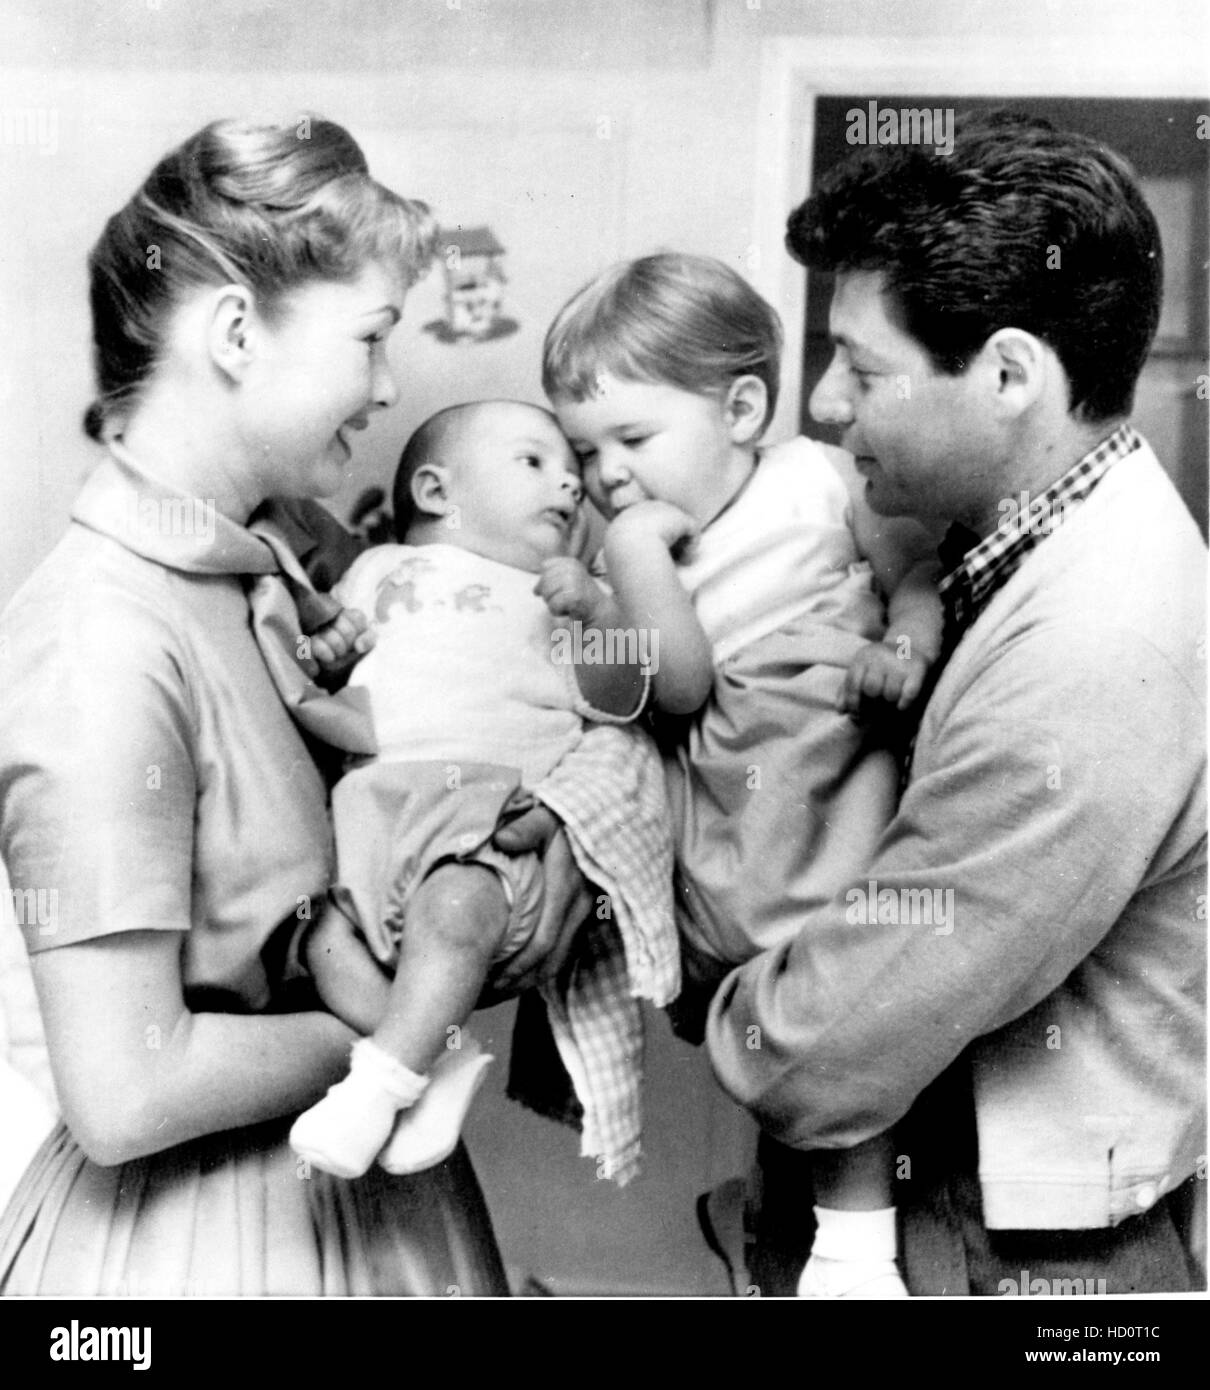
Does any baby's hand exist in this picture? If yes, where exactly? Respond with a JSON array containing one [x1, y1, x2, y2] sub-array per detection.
[[840, 640, 932, 717], [605, 499, 698, 555], [308, 607, 376, 676], [535, 557, 609, 623]]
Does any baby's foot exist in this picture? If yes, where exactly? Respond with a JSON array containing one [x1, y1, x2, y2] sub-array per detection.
[[290, 1038, 427, 1180], [378, 1037, 494, 1175], [797, 1253, 909, 1298]]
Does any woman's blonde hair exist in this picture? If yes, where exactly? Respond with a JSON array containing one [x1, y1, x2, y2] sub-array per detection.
[[85, 116, 436, 440]]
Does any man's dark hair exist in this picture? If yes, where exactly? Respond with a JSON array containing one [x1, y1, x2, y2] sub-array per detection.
[[788, 111, 1162, 422]]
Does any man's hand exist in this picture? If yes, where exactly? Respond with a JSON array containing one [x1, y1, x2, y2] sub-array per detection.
[[840, 640, 932, 716], [535, 557, 609, 624], [305, 901, 392, 1035], [309, 607, 375, 676], [485, 801, 594, 1002]]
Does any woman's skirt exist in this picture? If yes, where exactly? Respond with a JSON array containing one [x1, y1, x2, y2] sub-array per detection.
[[0, 1118, 509, 1296]]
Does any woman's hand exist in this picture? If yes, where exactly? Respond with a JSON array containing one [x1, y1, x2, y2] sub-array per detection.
[[30, 929, 355, 1166], [485, 802, 593, 1002], [304, 901, 393, 1036]]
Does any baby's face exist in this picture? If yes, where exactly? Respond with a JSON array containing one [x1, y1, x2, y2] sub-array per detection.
[[445, 403, 585, 571]]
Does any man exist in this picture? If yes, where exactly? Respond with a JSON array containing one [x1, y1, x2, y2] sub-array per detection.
[[704, 112, 1206, 1296]]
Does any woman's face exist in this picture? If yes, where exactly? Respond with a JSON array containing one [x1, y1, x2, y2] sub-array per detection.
[[241, 260, 408, 501]]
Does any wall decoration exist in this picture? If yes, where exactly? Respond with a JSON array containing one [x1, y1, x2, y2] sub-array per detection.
[[424, 225, 519, 343]]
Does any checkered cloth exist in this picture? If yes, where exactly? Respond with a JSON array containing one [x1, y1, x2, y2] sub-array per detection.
[[531, 723, 681, 1186], [938, 423, 1140, 637]]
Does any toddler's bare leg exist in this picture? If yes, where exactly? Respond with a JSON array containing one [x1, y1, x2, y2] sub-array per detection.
[[799, 1131, 909, 1298], [289, 863, 509, 1179], [810, 1132, 897, 1211]]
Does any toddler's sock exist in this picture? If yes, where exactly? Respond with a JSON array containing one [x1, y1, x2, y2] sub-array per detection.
[[797, 1206, 909, 1298], [289, 1038, 428, 1180], [379, 1036, 494, 1175]]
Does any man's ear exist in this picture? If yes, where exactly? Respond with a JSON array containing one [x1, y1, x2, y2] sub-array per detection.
[[980, 328, 1049, 420], [207, 285, 258, 383], [723, 375, 769, 445], [410, 462, 454, 519]]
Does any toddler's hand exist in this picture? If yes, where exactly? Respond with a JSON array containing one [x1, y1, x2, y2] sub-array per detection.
[[606, 500, 698, 555], [535, 557, 608, 623], [840, 641, 932, 717], [309, 607, 375, 676]]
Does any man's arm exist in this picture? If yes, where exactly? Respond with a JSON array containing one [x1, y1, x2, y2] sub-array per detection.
[[706, 619, 1204, 1150]]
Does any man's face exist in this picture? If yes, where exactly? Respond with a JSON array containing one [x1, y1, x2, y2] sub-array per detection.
[[809, 270, 1000, 526]]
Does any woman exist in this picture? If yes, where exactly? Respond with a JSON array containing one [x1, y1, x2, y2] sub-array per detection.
[[0, 115, 577, 1296]]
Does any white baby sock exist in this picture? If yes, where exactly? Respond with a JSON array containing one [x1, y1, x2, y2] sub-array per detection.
[[289, 1038, 429, 1180], [797, 1206, 909, 1298], [378, 1036, 494, 1175]]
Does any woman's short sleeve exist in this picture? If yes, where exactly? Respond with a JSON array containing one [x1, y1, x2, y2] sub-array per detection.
[[0, 553, 196, 954]]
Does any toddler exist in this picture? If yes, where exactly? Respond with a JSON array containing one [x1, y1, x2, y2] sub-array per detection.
[[541, 254, 945, 1297], [289, 399, 675, 1182]]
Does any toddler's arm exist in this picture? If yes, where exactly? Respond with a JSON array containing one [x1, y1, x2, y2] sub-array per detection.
[[825, 445, 944, 714], [601, 501, 714, 715], [537, 500, 713, 716]]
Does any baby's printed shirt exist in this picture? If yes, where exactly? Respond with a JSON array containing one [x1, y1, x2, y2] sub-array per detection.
[[336, 543, 599, 783]]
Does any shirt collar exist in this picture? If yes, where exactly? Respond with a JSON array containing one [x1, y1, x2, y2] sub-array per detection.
[[938, 422, 1141, 623], [71, 440, 328, 578]]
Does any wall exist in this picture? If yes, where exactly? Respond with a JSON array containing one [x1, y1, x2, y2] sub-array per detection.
[[2, 0, 1205, 607], [0, 0, 1205, 1295]]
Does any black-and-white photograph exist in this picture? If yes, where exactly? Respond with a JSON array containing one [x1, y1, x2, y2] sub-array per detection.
[[0, 0, 1205, 1336]]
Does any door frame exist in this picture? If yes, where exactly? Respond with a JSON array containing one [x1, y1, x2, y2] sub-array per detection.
[[750, 36, 1208, 442]]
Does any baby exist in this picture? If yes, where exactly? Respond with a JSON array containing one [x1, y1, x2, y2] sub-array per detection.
[[541, 253, 945, 1297], [289, 400, 668, 1181]]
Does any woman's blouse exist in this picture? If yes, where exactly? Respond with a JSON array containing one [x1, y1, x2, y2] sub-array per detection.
[[0, 444, 333, 1010]]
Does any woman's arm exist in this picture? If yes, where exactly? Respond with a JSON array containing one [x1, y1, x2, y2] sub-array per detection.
[[31, 930, 356, 1166]]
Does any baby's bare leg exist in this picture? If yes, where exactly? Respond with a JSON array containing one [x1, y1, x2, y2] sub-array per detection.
[[372, 862, 511, 1073], [289, 863, 509, 1179]]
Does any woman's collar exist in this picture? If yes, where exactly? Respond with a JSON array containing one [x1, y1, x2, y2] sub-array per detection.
[[71, 440, 279, 576]]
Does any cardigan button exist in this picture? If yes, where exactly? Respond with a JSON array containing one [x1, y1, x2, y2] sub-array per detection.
[[1135, 1183, 1159, 1210]]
